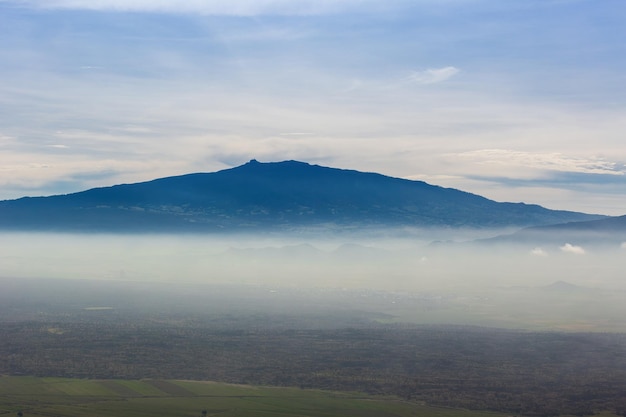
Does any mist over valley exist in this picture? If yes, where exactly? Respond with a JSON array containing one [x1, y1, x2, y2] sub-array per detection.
[[1, 225, 625, 331]]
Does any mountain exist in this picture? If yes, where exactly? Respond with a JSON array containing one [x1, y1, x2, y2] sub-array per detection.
[[224, 244, 324, 260], [0, 160, 604, 233], [541, 281, 587, 293], [479, 215, 626, 247]]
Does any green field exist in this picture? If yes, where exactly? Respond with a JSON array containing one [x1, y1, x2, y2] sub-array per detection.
[[0, 376, 512, 417]]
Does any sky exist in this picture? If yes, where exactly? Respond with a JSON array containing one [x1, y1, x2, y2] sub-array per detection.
[[0, 0, 625, 215]]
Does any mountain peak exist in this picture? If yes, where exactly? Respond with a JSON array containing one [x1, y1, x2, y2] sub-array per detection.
[[239, 159, 311, 169]]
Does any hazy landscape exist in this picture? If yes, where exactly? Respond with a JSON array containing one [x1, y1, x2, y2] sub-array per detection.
[[2, 241, 626, 416], [0, 161, 626, 416], [1, 162, 626, 416], [2, 0, 626, 416]]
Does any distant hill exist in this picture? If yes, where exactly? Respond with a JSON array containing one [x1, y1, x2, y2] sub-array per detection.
[[0, 159, 604, 233], [479, 215, 626, 247], [541, 281, 586, 293]]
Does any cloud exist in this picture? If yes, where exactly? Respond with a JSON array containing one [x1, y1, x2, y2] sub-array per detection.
[[457, 149, 625, 177], [621, 242, 626, 250], [408, 67, 460, 85], [530, 247, 548, 256], [0, 0, 409, 15], [560, 243, 585, 255], [279, 132, 316, 136]]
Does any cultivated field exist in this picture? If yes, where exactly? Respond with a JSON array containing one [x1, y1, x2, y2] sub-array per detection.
[[0, 376, 512, 417]]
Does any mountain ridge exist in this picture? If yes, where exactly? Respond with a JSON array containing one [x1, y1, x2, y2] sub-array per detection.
[[477, 214, 626, 247], [0, 159, 605, 233]]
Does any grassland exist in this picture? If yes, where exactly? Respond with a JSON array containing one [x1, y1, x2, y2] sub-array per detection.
[[0, 376, 512, 417]]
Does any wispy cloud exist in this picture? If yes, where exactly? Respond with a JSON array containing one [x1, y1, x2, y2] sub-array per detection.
[[0, 0, 410, 15], [457, 149, 625, 177], [408, 67, 460, 85]]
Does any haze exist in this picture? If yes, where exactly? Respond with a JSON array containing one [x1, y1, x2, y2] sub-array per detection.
[[1, 230, 625, 331]]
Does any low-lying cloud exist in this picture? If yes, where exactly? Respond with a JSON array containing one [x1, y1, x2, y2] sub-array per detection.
[[1, 232, 625, 295], [530, 247, 548, 257], [560, 243, 586, 255]]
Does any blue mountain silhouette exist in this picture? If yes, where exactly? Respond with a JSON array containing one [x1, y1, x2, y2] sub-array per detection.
[[0, 160, 603, 232]]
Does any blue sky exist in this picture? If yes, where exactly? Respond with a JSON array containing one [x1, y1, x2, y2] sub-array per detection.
[[0, 0, 625, 214]]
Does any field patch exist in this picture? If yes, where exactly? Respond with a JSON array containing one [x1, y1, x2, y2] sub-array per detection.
[[144, 379, 206, 397], [115, 380, 169, 396], [43, 378, 118, 396], [98, 380, 143, 397]]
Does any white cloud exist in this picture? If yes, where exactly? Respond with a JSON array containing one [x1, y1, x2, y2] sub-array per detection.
[[456, 149, 624, 177], [530, 247, 548, 256], [560, 243, 585, 255], [621, 242, 626, 250], [408, 67, 460, 85]]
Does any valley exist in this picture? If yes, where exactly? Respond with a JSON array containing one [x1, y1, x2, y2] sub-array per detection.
[[2, 277, 626, 416]]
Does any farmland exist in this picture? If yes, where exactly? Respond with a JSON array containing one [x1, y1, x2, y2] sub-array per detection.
[[0, 376, 511, 417]]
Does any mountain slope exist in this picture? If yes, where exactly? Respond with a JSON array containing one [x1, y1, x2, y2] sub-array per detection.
[[0, 160, 604, 232], [479, 215, 626, 247]]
